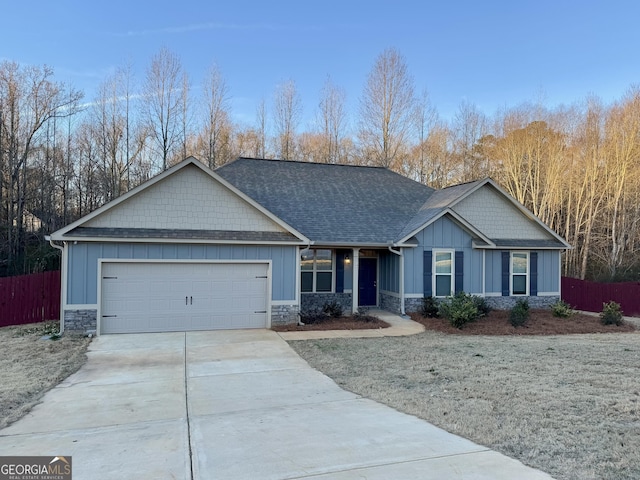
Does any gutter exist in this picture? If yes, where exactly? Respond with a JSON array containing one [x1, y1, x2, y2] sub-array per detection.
[[387, 245, 405, 315], [45, 235, 65, 336]]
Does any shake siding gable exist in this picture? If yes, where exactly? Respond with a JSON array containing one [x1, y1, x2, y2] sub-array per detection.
[[452, 185, 551, 241], [84, 164, 285, 233]]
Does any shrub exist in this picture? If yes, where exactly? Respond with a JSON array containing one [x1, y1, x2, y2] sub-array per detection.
[[551, 299, 574, 318], [420, 296, 440, 318], [438, 292, 479, 329], [510, 299, 530, 327], [322, 301, 343, 318], [600, 301, 624, 326], [299, 308, 325, 324], [472, 295, 492, 317]]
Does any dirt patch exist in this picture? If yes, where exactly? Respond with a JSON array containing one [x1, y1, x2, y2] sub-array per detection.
[[272, 315, 389, 331], [290, 331, 640, 480], [411, 309, 636, 335], [0, 321, 91, 430]]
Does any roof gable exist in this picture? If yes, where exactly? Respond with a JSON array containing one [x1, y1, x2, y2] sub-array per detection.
[[52, 158, 308, 243], [450, 182, 570, 248]]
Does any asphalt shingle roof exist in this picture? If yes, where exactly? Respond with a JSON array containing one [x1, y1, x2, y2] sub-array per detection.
[[217, 158, 436, 245]]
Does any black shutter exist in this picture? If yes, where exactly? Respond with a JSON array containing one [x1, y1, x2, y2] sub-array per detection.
[[530, 252, 538, 296], [336, 250, 344, 293], [455, 251, 464, 293], [501, 251, 510, 296], [423, 251, 433, 296]]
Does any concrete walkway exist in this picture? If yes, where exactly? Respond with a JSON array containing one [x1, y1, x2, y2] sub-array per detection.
[[0, 329, 553, 479], [277, 308, 425, 341]]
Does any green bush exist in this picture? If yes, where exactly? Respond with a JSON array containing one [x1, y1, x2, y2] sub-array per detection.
[[322, 301, 343, 318], [551, 299, 574, 318], [600, 301, 624, 326], [510, 299, 530, 327], [420, 296, 440, 318], [472, 295, 492, 317], [438, 292, 479, 329]]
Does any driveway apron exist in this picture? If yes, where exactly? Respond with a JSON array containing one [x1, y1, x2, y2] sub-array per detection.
[[0, 330, 553, 479]]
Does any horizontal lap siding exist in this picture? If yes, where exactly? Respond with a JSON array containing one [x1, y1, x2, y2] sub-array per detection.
[[404, 216, 481, 295], [67, 243, 297, 304]]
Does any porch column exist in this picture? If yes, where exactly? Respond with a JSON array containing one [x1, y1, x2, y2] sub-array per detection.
[[352, 248, 360, 313]]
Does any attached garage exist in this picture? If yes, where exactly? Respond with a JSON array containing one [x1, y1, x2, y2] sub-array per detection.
[[99, 261, 270, 334]]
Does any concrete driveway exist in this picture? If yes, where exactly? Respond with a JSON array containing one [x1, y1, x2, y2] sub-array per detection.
[[0, 330, 552, 479]]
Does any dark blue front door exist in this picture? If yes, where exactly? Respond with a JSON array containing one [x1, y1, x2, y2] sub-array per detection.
[[358, 258, 377, 306]]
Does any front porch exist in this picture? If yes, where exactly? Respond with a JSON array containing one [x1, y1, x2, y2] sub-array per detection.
[[300, 247, 403, 314]]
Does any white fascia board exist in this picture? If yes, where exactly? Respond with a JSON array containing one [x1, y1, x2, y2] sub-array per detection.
[[396, 208, 495, 247], [57, 236, 306, 246], [472, 242, 567, 250]]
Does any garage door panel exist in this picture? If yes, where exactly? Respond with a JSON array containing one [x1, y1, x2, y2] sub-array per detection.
[[100, 262, 269, 334]]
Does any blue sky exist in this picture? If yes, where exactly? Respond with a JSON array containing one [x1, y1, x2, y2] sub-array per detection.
[[3, 0, 640, 127]]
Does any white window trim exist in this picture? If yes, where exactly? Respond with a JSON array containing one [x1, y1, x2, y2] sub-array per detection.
[[510, 251, 529, 296], [301, 249, 335, 293], [432, 249, 455, 298]]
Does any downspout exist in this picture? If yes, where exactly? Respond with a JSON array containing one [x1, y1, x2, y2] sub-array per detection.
[[298, 242, 312, 325], [388, 246, 405, 315], [46, 236, 65, 335]]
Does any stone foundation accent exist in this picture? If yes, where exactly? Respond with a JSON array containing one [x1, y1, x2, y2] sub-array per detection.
[[271, 304, 300, 326], [404, 297, 424, 313], [485, 295, 559, 310], [301, 293, 353, 313], [380, 292, 401, 314], [64, 309, 97, 333]]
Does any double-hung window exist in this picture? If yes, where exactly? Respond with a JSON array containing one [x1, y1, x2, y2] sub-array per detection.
[[301, 249, 334, 293], [511, 252, 529, 295], [433, 250, 454, 297]]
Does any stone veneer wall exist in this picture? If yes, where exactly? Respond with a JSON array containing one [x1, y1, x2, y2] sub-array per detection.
[[380, 292, 401, 314], [300, 293, 352, 313], [485, 296, 559, 310], [64, 309, 97, 333], [404, 297, 424, 313], [271, 304, 300, 326]]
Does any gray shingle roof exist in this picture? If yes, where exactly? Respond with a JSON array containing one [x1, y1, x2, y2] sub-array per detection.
[[217, 158, 436, 245], [395, 180, 485, 240], [67, 227, 301, 243], [490, 239, 568, 248]]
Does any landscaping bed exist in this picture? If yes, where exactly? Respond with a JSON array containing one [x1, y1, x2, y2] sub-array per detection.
[[272, 314, 389, 331], [411, 308, 636, 335]]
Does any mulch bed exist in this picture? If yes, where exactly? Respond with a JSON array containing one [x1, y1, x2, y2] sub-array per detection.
[[411, 309, 636, 335], [272, 315, 390, 332]]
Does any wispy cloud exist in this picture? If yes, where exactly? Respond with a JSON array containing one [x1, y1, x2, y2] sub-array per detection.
[[112, 22, 316, 38]]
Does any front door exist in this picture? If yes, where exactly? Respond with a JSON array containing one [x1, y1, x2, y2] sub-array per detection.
[[358, 257, 377, 306]]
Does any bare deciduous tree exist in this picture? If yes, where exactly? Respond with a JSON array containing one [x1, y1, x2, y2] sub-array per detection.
[[202, 63, 230, 168], [358, 47, 415, 168], [273, 80, 302, 160], [142, 48, 186, 170], [316, 77, 347, 163]]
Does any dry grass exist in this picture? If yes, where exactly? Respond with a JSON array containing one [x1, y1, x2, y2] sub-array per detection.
[[0, 321, 91, 430], [290, 330, 640, 480]]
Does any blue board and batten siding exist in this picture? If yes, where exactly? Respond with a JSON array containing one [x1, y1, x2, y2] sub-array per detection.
[[484, 249, 559, 295], [404, 216, 483, 295], [379, 251, 400, 293], [66, 242, 298, 305]]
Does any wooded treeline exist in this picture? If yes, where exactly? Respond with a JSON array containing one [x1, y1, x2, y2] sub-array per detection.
[[1, 48, 639, 281]]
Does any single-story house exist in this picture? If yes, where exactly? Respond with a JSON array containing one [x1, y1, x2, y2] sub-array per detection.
[[49, 157, 570, 334]]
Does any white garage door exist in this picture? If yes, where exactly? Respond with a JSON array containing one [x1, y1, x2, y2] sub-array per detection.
[[100, 262, 269, 334]]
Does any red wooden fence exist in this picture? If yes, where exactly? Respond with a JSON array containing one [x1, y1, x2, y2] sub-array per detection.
[[0, 270, 61, 327], [562, 276, 640, 316]]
